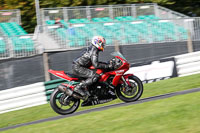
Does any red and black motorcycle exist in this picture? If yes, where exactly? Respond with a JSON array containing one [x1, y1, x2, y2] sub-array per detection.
[[49, 52, 143, 115]]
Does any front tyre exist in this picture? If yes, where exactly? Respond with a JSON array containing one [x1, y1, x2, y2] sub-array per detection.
[[116, 75, 143, 102], [50, 88, 80, 115]]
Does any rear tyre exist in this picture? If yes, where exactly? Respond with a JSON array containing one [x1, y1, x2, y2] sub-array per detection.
[[116, 75, 143, 102], [50, 88, 80, 115]]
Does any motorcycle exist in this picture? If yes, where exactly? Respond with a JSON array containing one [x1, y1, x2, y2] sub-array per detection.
[[49, 52, 143, 115]]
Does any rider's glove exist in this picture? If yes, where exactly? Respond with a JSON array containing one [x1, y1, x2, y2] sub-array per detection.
[[108, 59, 115, 70]]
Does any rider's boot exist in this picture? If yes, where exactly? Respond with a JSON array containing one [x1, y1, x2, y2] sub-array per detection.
[[73, 82, 89, 101]]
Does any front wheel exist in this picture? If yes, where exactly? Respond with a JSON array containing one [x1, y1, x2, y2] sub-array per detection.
[[116, 75, 143, 102], [50, 88, 80, 115]]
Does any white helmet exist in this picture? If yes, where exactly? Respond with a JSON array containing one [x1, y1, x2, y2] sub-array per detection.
[[91, 36, 106, 51]]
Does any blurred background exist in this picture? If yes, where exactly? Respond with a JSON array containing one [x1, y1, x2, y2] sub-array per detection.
[[0, 0, 200, 118]]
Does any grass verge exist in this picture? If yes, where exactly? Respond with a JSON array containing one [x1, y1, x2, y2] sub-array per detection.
[[0, 73, 200, 129], [2, 89, 200, 133]]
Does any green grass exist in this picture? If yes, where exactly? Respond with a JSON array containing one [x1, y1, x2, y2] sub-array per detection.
[[2, 89, 200, 133], [0, 73, 200, 129]]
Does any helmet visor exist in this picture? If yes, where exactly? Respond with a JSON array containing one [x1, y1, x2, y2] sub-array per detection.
[[100, 42, 106, 51]]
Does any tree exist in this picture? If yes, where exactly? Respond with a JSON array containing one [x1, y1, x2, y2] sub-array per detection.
[[167, 0, 200, 17], [1, 0, 36, 32]]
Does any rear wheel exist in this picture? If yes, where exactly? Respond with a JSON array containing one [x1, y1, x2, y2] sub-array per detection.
[[116, 75, 143, 102], [50, 88, 80, 115]]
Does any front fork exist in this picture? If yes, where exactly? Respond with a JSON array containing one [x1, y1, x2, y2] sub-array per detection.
[[121, 76, 129, 86], [121, 74, 137, 95], [121, 74, 133, 86]]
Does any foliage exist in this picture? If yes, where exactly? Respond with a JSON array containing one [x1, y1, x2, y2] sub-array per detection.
[[0, 0, 199, 33], [1, 0, 36, 33], [167, 0, 200, 17]]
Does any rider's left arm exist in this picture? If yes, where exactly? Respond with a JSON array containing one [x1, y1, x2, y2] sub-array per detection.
[[91, 50, 109, 69]]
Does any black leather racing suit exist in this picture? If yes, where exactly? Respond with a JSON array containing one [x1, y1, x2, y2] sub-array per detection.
[[72, 45, 110, 93]]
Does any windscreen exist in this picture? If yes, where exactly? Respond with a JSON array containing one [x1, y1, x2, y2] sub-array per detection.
[[110, 51, 127, 61]]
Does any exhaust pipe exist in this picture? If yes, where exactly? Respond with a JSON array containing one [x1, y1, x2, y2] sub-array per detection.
[[72, 93, 82, 99], [58, 85, 83, 99], [58, 85, 73, 96]]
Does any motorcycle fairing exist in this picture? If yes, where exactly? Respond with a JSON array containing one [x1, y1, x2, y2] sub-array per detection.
[[109, 69, 129, 86], [98, 69, 130, 87], [115, 56, 130, 70]]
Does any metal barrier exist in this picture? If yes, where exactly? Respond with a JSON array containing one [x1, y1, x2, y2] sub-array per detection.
[[40, 17, 200, 50], [0, 9, 21, 24], [156, 6, 188, 19], [0, 5, 198, 59], [175, 51, 200, 77], [1, 18, 198, 56], [0, 36, 10, 58], [0, 34, 42, 59], [0, 82, 47, 114], [41, 3, 187, 25]]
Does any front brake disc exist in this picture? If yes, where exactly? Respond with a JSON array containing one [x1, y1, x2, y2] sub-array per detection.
[[124, 83, 137, 96]]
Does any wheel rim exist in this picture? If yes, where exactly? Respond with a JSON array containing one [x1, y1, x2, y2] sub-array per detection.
[[53, 90, 79, 112], [120, 79, 140, 99]]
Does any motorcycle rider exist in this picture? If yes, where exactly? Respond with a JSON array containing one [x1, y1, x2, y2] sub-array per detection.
[[71, 36, 114, 105]]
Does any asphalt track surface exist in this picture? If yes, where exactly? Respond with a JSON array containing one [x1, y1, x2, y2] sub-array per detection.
[[1, 87, 200, 132]]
